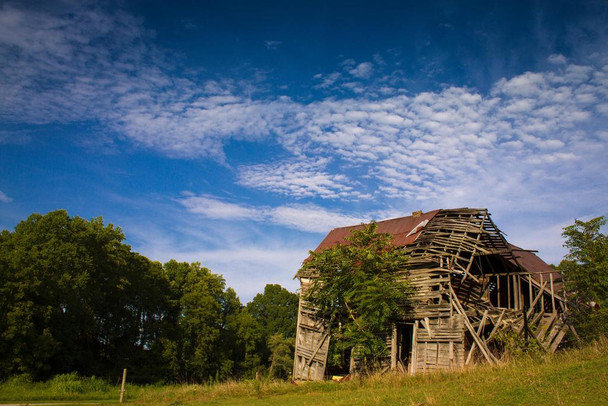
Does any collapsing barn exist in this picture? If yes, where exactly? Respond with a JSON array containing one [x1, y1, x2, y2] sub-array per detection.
[[293, 208, 569, 380]]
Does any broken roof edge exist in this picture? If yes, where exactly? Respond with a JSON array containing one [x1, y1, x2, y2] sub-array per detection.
[[312, 208, 442, 253], [294, 209, 442, 279]]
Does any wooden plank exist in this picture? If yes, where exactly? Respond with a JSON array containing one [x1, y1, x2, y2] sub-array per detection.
[[410, 320, 418, 374], [449, 285, 498, 364], [535, 312, 557, 344], [527, 281, 548, 318], [423, 317, 433, 339], [528, 274, 533, 310], [306, 332, 329, 367], [465, 310, 488, 365], [540, 274, 545, 310], [391, 324, 397, 370], [549, 325, 568, 353], [550, 273, 556, 312], [293, 290, 305, 379], [485, 309, 506, 343]]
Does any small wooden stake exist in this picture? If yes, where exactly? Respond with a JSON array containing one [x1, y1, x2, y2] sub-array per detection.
[[119, 368, 127, 403]]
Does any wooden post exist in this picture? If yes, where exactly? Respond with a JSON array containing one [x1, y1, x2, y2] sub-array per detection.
[[528, 274, 533, 310], [550, 273, 556, 313], [391, 324, 397, 370], [410, 321, 418, 374], [540, 274, 545, 311], [497, 276, 501, 307], [507, 274, 511, 309], [119, 368, 127, 403], [518, 275, 523, 311], [293, 288, 304, 379]]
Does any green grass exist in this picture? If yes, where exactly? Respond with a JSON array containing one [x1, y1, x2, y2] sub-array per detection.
[[1, 339, 607, 405], [0, 372, 131, 403]]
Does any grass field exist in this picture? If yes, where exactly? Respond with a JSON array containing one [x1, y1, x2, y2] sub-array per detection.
[[1, 339, 606, 405]]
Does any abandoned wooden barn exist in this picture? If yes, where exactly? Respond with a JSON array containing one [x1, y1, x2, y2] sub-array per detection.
[[293, 208, 569, 381]]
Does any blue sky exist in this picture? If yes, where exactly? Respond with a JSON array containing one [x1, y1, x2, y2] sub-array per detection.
[[1, 0, 607, 302]]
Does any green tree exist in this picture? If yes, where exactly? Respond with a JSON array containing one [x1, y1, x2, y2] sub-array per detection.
[[231, 308, 264, 377], [0, 210, 169, 381], [246, 284, 298, 377], [558, 216, 608, 340], [267, 333, 294, 379], [300, 222, 413, 371], [160, 260, 241, 382]]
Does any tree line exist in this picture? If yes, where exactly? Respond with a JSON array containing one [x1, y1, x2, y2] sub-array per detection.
[[1, 209, 605, 383], [0, 210, 298, 383]]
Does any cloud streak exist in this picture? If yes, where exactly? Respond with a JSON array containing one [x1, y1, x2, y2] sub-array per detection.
[[178, 194, 369, 233], [0, 190, 12, 203]]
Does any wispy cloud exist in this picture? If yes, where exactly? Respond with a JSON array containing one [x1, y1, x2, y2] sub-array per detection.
[[179, 193, 262, 220], [264, 40, 282, 50], [237, 158, 368, 199], [0, 190, 12, 203], [178, 194, 369, 233], [348, 62, 374, 79]]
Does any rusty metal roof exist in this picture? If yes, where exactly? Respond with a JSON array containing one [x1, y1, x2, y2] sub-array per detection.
[[509, 245, 562, 281], [313, 209, 441, 252]]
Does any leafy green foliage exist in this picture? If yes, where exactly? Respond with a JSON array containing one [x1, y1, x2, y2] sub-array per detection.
[[0, 210, 168, 381], [300, 222, 413, 370], [267, 333, 294, 379], [245, 284, 298, 377], [160, 260, 245, 383], [558, 216, 608, 340], [494, 325, 542, 359], [247, 284, 299, 341], [0, 210, 298, 383]]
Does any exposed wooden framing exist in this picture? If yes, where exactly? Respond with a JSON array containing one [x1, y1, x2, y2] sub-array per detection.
[[449, 285, 497, 364], [410, 320, 418, 374], [527, 281, 548, 318], [293, 290, 304, 373], [423, 317, 433, 339], [540, 274, 545, 310], [391, 324, 397, 370], [550, 274, 556, 312], [486, 309, 506, 342], [497, 276, 501, 307], [509, 273, 513, 309], [528, 275, 533, 309], [517, 275, 523, 310], [550, 325, 568, 352], [465, 310, 488, 365], [515, 276, 521, 309], [307, 332, 330, 367], [293, 208, 567, 380]]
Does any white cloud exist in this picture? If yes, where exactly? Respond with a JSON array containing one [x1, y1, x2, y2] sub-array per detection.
[[237, 158, 366, 199], [178, 194, 369, 233], [548, 54, 567, 65], [157, 246, 304, 302], [178, 194, 261, 220], [349, 62, 374, 79], [264, 40, 282, 50], [269, 204, 368, 233], [0, 190, 12, 203]]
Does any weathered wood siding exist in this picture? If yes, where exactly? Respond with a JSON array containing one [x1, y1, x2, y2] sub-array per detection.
[[292, 278, 330, 381], [293, 208, 568, 381]]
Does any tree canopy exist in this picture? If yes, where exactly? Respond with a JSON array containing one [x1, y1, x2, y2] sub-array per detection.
[[558, 216, 608, 339], [246, 284, 298, 378], [300, 222, 413, 370], [0, 210, 298, 383]]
